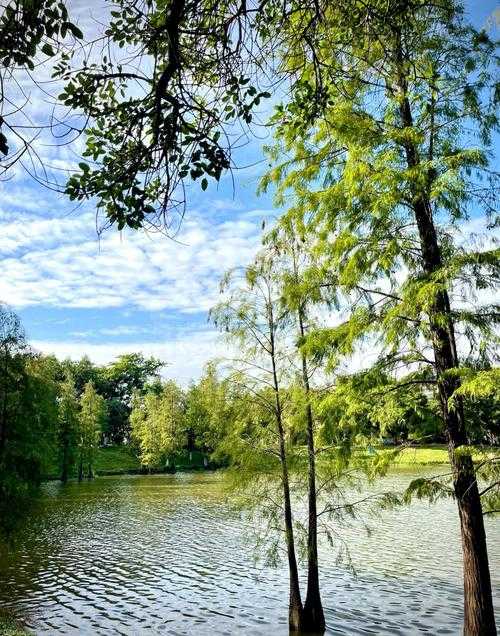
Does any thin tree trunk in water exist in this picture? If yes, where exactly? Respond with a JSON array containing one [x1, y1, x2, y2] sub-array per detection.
[[394, 37, 496, 634], [277, 421, 305, 632], [298, 308, 325, 634], [78, 456, 83, 482], [269, 306, 304, 632]]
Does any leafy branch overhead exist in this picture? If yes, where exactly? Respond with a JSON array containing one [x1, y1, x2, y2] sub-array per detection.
[[58, 0, 272, 231], [0, 0, 82, 165]]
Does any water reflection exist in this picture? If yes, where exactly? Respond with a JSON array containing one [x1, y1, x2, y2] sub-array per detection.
[[0, 470, 498, 635]]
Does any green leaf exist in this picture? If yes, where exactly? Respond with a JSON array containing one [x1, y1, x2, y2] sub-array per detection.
[[66, 23, 83, 39], [0, 132, 9, 156], [41, 43, 56, 57]]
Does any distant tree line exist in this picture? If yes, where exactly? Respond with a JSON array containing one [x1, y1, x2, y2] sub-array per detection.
[[2, 300, 497, 537]]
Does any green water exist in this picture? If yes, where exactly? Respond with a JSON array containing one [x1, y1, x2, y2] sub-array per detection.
[[0, 470, 498, 634]]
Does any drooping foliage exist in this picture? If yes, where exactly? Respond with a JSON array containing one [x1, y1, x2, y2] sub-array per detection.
[[259, 2, 499, 632], [0, 306, 58, 534]]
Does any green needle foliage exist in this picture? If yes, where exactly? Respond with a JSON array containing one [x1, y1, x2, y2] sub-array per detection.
[[57, 375, 79, 484], [78, 382, 107, 480], [184, 362, 236, 455], [210, 248, 401, 632], [130, 380, 185, 468], [261, 1, 499, 633]]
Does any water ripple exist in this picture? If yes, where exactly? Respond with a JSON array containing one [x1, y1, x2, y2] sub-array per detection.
[[0, 471, 498, 635]]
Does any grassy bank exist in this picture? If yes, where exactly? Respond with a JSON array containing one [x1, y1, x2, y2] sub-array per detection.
[[42, 444, 498, 480], [389, 444, 497, 466], [44, 446, 211, 479]]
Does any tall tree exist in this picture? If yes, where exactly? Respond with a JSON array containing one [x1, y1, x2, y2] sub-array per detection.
[[184, 362, 234, 454], [102, 353, 164, 443], [78, 382, 107, 480], [58, 375, 79, 484], [130, 380, 185, 469], [211, 255, 305, 631], [262, 2, 499, 633], [0, 306, 58, 535], [264, 228, 326, 631]]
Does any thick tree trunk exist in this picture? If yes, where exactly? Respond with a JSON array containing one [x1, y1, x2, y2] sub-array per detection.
[[298, 310, 326, 634], [395, 48, 496, 633]]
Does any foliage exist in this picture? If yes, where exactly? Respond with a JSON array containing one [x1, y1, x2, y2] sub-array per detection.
[[184, 362, 235, 454], [0, 0, 82, 171], [130, 380, 185, 467], [57, 374, 79, 483], [55, 0, 271, 230], [261, 0, 499, 478], [78, 382, 107, 479], [0, 306, 57, 535], [101, 353, 164, 442]]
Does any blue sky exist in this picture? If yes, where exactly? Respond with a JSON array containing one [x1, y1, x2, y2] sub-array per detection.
[[0, 0, 498, 384]]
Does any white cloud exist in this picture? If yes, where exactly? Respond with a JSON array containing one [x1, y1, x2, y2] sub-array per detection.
[[0, 208, 268, 313]]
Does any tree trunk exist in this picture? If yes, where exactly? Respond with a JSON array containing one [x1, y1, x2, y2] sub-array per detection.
[[394, 40, 496, 634], [61, 441, 69, 484], [298, 309, 325, 634], [78, 456, 83, 482], [278, 428, 305, 632], [269, 308, 304, 632]]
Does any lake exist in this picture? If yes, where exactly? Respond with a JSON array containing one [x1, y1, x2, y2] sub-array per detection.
[[0, 470, 498, 635]]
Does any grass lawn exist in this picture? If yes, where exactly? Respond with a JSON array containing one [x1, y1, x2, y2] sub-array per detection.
[[389, 444, 498, 466], [95, 447, 209, 474], [43, 444, 497, 478], [94, 445, 142, 474], [44, 446, 211, 479]]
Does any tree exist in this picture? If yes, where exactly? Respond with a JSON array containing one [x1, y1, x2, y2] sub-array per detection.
[[130, 380, 185, 468], [0, 306, 58, 535], [184, 362, 234, 455], [211, 255, 305, 631], [263, 228, 327, 631], [262, 2, 499, 633], [61, 356, 104, 396], [58, 375, 79, 483], [102, 353, 164, 443], [78, 382, 107, 480]]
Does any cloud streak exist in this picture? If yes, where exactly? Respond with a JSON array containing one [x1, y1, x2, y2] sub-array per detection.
[[0, 208, 266, 313]]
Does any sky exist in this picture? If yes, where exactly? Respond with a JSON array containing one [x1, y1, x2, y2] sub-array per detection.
[[0, 0, 498, 385]]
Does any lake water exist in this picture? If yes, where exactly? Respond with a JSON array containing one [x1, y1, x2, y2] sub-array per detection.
[[0, 470, 498, 635]]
